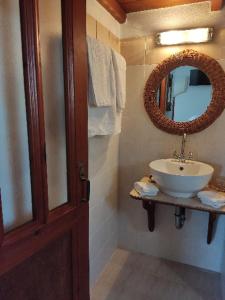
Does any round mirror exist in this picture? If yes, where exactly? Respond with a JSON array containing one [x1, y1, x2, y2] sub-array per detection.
[[144, 50, 225, 135], [156, 66, 212, 122]]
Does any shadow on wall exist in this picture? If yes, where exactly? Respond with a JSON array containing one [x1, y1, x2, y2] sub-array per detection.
[[89, 136, 111, 178], [89, 135, 119, 210]]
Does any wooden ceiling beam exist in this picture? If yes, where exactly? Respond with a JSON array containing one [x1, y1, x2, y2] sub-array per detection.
[[118, 0, 224, 12], [97, 0, 127, 23], [117, 0, 224, 13], [211, 0, 223, 11], [97, 0, 223, 24]]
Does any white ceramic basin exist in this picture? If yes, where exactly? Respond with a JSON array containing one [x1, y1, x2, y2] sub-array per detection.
[[149, 159, 214, 198]]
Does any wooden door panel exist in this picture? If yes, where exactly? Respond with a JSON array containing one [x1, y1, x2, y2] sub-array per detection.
[[0, 233, 73, 300], [0, 0, 89, 299]]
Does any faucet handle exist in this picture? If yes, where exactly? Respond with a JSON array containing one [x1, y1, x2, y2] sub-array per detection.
[[173, 150, 179, 159], [188, 151, 193, 160]]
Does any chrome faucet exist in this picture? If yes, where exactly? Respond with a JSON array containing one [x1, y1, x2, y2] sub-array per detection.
[[173, 133, 193, 163], [180, 133, 187, 163]]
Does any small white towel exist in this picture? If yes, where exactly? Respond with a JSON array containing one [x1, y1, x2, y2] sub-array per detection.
[[111, 50, 126, 112], [134, 181, 159, 197], [197, 190, 225, 208], [87, 36, 116, 107]]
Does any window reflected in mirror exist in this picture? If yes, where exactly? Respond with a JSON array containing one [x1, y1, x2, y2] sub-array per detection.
[[157, 66, 212, 122]]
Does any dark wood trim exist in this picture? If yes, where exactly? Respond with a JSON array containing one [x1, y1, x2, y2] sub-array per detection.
[[73, 1, 90, 298], [211, 0, 223, 10], [0, 190, 4, 246], [61, 0, 89, 206], [19, 0, 48, 224], [3, 221, 41, 247], [118, 0, 223, 12], [97, 0, 127, 23], [48, 203, 75, 224], [77, 205, 89, 300], [61, 0, 77, 207], [207, 212, 217, 244], [99, 0, 223, 22], [142, 201, 155, 232], [135, 196, 221, 244], [0, 208, 78, 277], [73, 0, 89, 207], [159, 77, 167, 114]]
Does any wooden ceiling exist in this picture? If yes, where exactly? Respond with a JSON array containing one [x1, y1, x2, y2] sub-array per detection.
[[97, 0, 224, 23]]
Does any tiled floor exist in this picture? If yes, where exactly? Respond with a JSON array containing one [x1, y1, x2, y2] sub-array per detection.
[[91, 249, 222, 300]]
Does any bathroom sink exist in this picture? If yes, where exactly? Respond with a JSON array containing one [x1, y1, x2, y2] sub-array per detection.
[[149, 159, 214, 198]]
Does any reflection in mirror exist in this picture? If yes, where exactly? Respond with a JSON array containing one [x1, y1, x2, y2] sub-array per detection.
[[157, 66, 212, 122], [0, 0, 33, 231], [39, 0, 68, 210]]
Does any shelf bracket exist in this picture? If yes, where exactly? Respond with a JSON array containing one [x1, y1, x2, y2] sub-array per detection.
[[142, 200, 155, 232], [207, 212, 217, 244], [141, 197, 219, 244]]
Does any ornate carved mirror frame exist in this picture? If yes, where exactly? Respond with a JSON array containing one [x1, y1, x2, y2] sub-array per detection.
[[144, 49, 225, 135]]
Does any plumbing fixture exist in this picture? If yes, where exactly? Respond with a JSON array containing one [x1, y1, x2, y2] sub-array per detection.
[[173, 133, 193, 163], [180, 133, 187, 162], [175, 206, 186, 229]]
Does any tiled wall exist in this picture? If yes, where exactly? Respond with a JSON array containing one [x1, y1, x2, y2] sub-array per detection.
[[87, 0, 225, 285], [86, 13, 120, 287], [87, 14, 120, 52], [118, 30, 225, 272], [120, 29, 225, 65]]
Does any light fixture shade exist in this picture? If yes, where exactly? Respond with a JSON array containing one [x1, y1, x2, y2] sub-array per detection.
[[156, 28, 213, 46]]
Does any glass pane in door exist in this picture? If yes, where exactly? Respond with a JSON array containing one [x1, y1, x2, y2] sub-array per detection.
[[0, 0, 33, 231], [39, 0, 68, 210]]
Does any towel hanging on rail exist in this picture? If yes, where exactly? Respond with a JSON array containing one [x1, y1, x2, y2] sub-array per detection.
[[111, 49, 126, 112], [87, 36, 116, 107], [87, 36, 126, 137]]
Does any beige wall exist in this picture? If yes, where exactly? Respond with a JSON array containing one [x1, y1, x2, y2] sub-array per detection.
[[121, 28, 225, 65], [86, 9, 121, 287], [87, 14, 120, 52], [118, 32, 225, 272], [87, 0, 120, 38]]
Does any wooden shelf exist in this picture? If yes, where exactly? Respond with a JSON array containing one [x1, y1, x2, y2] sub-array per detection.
[[130, 177, 225, 244]]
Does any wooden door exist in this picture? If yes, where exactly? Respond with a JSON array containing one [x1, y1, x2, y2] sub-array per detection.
[[0, 1, 89, 299]]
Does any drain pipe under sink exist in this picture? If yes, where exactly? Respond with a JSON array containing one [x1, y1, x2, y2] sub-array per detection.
[[175, 206, 186, 229]]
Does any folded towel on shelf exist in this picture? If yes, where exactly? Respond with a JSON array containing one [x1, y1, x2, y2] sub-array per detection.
[[87, 36, 116, 107], [134, 181, 159, 197], [197, 190, 225, 208], [111, 49, 126, 112]]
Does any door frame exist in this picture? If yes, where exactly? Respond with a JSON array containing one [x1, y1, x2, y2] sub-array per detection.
[[0, 0, 89, 299]]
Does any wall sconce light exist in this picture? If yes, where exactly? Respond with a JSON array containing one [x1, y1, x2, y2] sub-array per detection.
[[156, 28, 213, 46]]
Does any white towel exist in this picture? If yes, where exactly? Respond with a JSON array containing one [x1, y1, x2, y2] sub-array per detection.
[[87, 36, 116, 107], [111, 50, 126, 112], [134, 181, 159, 197], [197, 190, 225, 208], [88, 105, 122, 137]]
